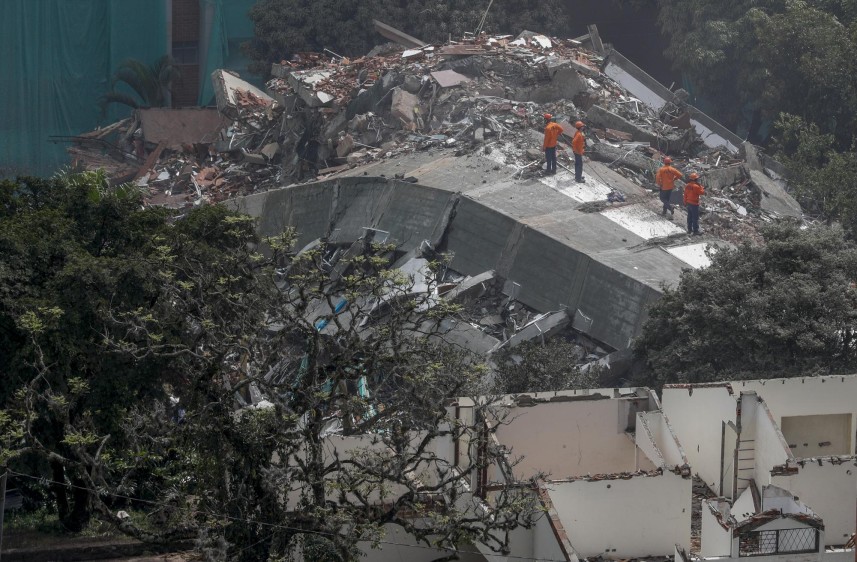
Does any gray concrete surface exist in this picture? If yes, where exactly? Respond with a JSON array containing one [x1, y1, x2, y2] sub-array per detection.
[[235, 149, 703, 351]]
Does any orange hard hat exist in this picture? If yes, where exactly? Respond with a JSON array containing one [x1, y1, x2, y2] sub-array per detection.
[[543, 113, 553, 120], [575, 121, 585, 129], [689, 172, 700, 180], [664, 157, 672, 164]]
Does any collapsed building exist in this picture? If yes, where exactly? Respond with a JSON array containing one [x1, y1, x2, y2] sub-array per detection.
[[63, 21, 857, 562], [68, 23, 804, 362]]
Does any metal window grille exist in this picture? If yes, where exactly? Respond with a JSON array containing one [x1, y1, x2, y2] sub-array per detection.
[[739, 528, 818, 557]]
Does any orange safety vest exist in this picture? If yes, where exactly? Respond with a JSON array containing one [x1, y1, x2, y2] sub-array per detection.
[[656, 165, 683, 191], [684, 181, 705, 205], [572, 130, 585, 155], [543, 122, 563, 149]]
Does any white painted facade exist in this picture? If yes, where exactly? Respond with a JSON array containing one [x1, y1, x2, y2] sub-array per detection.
[[547, 470, 692, 557], [339, 378, 856, 562], [661, 384, 738, 493], [663, 376, 857, 560], [483, 388, 691, 560]]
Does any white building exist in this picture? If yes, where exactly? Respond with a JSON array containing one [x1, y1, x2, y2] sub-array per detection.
[[350, 377, 857, 562], [662, 375, 857, 562], [459, 387, 693, 561]]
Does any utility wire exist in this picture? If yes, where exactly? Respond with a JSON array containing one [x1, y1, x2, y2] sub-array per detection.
[[6, 470, 571, 562]]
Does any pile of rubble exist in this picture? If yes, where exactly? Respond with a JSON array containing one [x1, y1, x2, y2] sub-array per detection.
[[68, 24, 801, 241]]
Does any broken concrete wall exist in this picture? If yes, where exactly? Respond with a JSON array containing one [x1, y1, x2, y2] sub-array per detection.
[[547, 470, 692, 557], [211, 69, 277, 118], [737, 375, 857, 456], [704, 164, 749, 191], [587, 104, 658, 144], [494, 398, 657, 479], [661, 385, 738, 495], [748, 170, 802, 218], [603, 48, 744, 152], [516, 62, 587, 103], [771, 458, 857, 546]]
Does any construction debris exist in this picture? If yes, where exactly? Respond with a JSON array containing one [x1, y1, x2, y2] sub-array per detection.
[[67, 26, 801, 242]]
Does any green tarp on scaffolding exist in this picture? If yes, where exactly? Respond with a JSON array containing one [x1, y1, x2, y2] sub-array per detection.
[[198, 0, 260, 107], [0, 0, 260, 177], [0, 1, 168, 176]]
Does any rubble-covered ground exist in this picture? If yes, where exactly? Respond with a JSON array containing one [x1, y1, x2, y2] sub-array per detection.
[[70, 29, 803, 250]]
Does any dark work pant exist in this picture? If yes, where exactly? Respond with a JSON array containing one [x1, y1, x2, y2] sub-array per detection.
[[659, 189, 673, 212], [686, 204, 700, 233], [545, 147, 557, 173], [574, 153, 583, 181]]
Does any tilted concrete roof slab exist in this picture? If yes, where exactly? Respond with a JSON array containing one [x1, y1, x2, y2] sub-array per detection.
[[233, 148, 705, 350]]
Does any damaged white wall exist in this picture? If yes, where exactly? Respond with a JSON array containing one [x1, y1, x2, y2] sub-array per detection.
[[736, 376, 857, 457], [771, 459, 857, 546], [739, 393, 792, 490], [661, 385, 738, 494], [547, 470, 691, 557], [637, 410, 688, 467], [493, 397, 657, 479], [474, 510, 573, 562], [701, 500, 732, 558]]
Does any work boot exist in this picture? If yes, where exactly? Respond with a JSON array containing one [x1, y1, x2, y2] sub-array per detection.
[[669, 207, 674, 217], [661, 209, 667, 216]]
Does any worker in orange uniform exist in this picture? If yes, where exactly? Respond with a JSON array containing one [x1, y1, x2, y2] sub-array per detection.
[[572, 121, 586, 183], [683, 172, 705, 235], [655, 156, 683, 217], [542, 113, 563, 175]]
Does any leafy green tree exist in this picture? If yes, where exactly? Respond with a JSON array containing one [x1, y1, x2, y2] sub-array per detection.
[[1, 174, 543, 559], [773, 114, 857, 231], [0, 170, 176, 531], [653, 0, 857, 144], [634, 223, 857, 387], [100, 56, 180, 112], [493, 339, 601, 394]]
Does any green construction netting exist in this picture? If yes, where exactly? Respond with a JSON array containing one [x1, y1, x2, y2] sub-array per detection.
[[0, 0, 262, 178], [0, 1, 168, 177], [198, 0, 261, 107]]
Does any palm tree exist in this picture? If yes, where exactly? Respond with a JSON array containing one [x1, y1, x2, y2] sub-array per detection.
[[100, 55, 180, 112]]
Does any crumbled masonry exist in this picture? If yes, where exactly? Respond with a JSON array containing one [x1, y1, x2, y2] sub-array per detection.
[[69, 28, 802, 247]]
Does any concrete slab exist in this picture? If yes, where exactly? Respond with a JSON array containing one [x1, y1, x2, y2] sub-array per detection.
[[446, 197, 519, 276], [749, 170, 802, 218], [551, 176, 614, 203], [535, 211, 646, 254], [288, 69, 335, 107], [431, 70, 471, 88], [574, 258, 665, 349], [601, 204, 685, 240], [594, 246, 687, 289], [500, 311, 570, 349], [505, 229, 590, 313], [233, 183, 333, 248], [139, 108, 229, 149], [665, 242, 715, 269]]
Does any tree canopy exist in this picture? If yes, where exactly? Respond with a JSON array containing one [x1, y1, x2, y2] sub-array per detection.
[[1, 172, 542, 560], [652, 0, 857, 146], [634, 223, 857, 387]]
